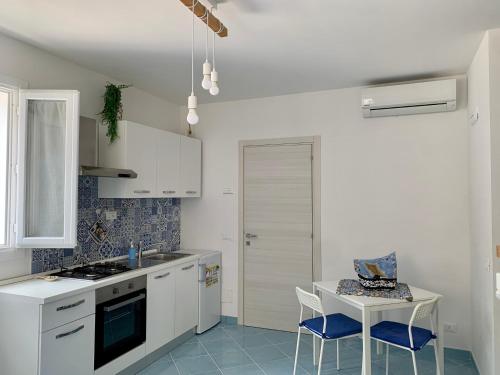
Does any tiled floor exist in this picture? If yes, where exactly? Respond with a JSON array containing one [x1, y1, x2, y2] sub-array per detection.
[[137, 322, 479, 375]]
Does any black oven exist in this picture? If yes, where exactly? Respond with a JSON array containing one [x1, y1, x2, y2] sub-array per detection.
[[94, 276, 147, 370]]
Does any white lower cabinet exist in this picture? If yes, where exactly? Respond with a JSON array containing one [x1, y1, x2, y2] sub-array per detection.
[[146, 268, 175, 354], [39, 314, 95, 375], [174, 261, 198, 336]]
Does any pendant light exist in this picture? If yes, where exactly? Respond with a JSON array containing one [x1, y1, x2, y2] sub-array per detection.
[[201, 9, 212, 90], [187, 0, 199, 125], [209, 14, 220, 96]]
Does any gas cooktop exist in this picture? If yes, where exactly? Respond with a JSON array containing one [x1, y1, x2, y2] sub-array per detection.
[[51, 262, 132, 281]]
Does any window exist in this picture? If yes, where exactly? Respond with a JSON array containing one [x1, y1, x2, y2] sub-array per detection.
[[0, 85, 15, 250], [0, 90, 8, 245], [16, 90, 79, 248]]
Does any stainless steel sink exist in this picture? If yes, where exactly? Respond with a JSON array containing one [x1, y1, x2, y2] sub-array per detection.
[[143, 253, 191, 262]]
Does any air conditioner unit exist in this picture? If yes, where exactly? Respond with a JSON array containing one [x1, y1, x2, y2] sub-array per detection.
[[361, 79, 457, 118]]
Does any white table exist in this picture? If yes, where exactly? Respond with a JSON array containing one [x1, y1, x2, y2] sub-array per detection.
[[313, 280, 443, 375]]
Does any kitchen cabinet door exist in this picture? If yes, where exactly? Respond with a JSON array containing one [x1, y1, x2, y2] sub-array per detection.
[[125, 122, 158, 198], [179, 137, 201, 197], [146, 268, 175, 354], [156, 132, 180, 198], [39, 315, 95, 375], [174, 261, 198, 336]]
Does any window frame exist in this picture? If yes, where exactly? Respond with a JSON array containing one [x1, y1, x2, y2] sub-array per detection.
[[0, 82, 19, 252], [16, 90, 79, 249]]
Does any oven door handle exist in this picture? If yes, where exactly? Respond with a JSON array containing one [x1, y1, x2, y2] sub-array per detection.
[[103, 293, 146, 312]]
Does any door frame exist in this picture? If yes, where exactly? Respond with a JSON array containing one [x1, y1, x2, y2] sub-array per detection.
[[238, 136, 321, 325]]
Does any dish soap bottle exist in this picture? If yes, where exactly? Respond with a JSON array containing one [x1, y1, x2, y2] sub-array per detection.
[[128, 240, 137, 260]]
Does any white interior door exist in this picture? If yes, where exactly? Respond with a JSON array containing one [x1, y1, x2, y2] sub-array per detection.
[[243, 143, 313, 332]]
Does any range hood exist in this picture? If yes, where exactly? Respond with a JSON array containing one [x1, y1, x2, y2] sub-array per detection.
[[79, 116, 137, 179]]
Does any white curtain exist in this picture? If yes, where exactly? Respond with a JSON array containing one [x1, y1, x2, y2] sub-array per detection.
[[26, 100, 66, 237]]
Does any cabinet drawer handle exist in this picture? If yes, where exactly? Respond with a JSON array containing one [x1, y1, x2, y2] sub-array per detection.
[[56, 299, 85, 311], [154, 272, 171, 279], [133, 190, 151, 194], [56, 325, 85, 339], [163, 190, 176, 194], [185, 191, 197, 194], [182, 264, 194, 271]]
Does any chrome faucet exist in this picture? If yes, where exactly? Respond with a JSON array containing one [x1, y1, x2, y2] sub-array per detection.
[[137, 241, 144, 266], [137, 241, 164, 266]]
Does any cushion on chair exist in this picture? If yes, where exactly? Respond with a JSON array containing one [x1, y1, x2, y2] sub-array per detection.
[[371, 321, 436, 351], [299, 313, 362, 339]]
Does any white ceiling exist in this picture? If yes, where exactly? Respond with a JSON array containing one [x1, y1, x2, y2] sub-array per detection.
[[0, 0, 499, 104]]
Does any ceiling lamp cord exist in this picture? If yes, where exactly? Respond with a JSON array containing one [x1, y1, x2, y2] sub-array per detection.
[[187, 0, 199, 125], [201, 8, 212, 90], [209, 10, 220, 96]]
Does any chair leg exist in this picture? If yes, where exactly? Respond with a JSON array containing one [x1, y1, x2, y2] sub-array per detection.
[[317, 339, 325, 375], [385, 344, 389, 375], [433, 341, 440, 373], [336, 339, 340, 370], [293, 328, 301, 375], [411, 351, 418, 375]]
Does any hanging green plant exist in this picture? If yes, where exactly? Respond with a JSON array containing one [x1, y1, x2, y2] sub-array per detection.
[[99, 82, 131, 143]]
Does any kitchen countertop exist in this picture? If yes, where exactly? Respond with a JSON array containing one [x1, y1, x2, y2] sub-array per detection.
[[0, 249, 218, 305]]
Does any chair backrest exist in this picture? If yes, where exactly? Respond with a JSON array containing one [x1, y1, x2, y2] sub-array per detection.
[[295, 287, 325, 315], [408, 297, 439, 349]]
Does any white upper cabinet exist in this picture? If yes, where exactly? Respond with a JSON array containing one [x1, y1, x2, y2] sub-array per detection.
[[98, 121, 201, 199], [179, 137, 201, 198], [157, 131, 180, 198], [16, 90, 79, 248], [98, 121, 158, 198]]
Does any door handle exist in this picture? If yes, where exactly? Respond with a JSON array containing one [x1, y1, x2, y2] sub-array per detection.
[[245, 233, 258, 239], [185, 190, 197, 194], [133, 190, 151, 194], [56, 325, 85, 339], [154, 272, 170, 279], [56, 299, 85, 311], [163, 190, 176, 194]]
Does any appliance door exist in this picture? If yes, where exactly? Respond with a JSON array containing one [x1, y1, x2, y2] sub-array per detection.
[[197, 253, 221, 334], [94, 289, 146, 369]]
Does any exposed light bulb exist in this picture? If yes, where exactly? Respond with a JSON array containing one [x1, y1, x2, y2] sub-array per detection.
[[209, 70, 219, 96], [187, 108, 199, 125], [209, 81, 219, 96], [187, 94, 199, 125], [202, 61, 212, 90]]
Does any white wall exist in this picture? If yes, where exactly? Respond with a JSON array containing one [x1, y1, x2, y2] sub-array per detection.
[[0, 32, 181, 279], [0, 32, 180, 132], [180, 78, 471, 349], [489, 29, 500, 375], [467, 31, 495, 375]]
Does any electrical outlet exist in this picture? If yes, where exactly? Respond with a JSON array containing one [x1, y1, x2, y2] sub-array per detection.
[[105, 210, 117, 221], [443, 323, 457, 333]]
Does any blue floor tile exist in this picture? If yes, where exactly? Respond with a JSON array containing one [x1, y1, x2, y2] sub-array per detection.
[[211, 348, 253, 369], [244, 344, 287, 364], [175, 355, 220, 375], [137, 324, 479, 375], [221, 364, 265, 375]]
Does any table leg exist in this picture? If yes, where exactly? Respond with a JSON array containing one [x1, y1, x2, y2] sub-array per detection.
[[362, 308, 372, 375], [436, 300, 444, 375], [375, 311, 383, 355], [313, 284, 319, 366]]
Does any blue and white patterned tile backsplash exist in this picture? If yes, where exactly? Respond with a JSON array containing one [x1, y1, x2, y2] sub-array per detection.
[[31, 176, 180, 274]]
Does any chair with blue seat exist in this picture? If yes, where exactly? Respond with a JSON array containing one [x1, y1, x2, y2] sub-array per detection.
[[370, 297, 440, 375], [293, 287, 362, 375]]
